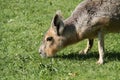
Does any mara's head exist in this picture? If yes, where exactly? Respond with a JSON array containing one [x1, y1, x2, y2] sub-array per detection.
[[39, 11, 66, 57]]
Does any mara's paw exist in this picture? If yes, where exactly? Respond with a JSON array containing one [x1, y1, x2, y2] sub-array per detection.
[[79, 50, 88, 55], [96, 59, 103, 65]]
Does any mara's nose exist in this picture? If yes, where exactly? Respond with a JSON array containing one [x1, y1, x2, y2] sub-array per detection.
[[39, 48, 46, 57], [39, 48, 42, 54]]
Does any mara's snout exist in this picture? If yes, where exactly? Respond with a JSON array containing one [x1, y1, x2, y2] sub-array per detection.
[[39, 46, 46, 58], [39, 0, 120, 64], [39, 43, 58, 58]]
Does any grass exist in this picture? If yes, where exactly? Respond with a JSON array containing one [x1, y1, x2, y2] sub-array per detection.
[[0, 0, 120, 80]]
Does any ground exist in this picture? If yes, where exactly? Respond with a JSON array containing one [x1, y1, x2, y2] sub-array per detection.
[[0, 0, 120, 80]]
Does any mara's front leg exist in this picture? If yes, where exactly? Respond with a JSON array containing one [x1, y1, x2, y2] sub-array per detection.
[[97, 31, 105, 64], [80, 39, 94, 54]]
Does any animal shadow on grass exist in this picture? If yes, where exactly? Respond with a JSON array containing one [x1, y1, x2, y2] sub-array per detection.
[[55, 51, 120, 62]]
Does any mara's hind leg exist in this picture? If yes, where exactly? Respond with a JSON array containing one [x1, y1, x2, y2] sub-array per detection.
[[80, 39, 94, 54]]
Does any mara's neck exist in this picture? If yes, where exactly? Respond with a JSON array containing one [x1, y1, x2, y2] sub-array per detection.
[[62, 16, 82, 47]]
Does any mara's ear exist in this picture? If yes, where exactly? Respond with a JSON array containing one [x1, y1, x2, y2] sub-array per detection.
[[52, 11, 64, 36]]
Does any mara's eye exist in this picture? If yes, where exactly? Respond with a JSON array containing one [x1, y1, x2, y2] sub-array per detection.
[[46, 37, 53, 41]]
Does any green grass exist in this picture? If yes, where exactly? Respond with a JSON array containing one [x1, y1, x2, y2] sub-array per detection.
[[0, 0, 120, 80]]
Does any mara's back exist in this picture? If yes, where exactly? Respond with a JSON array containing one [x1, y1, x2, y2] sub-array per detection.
[[71, 0, 120, 33]]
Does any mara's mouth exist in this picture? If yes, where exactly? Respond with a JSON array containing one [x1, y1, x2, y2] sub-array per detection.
[[39, 52, 47, 58], [39, 49, 57, 58]]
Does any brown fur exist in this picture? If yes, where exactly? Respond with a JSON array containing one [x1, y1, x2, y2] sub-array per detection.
[[39, 0, 120, 64]]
